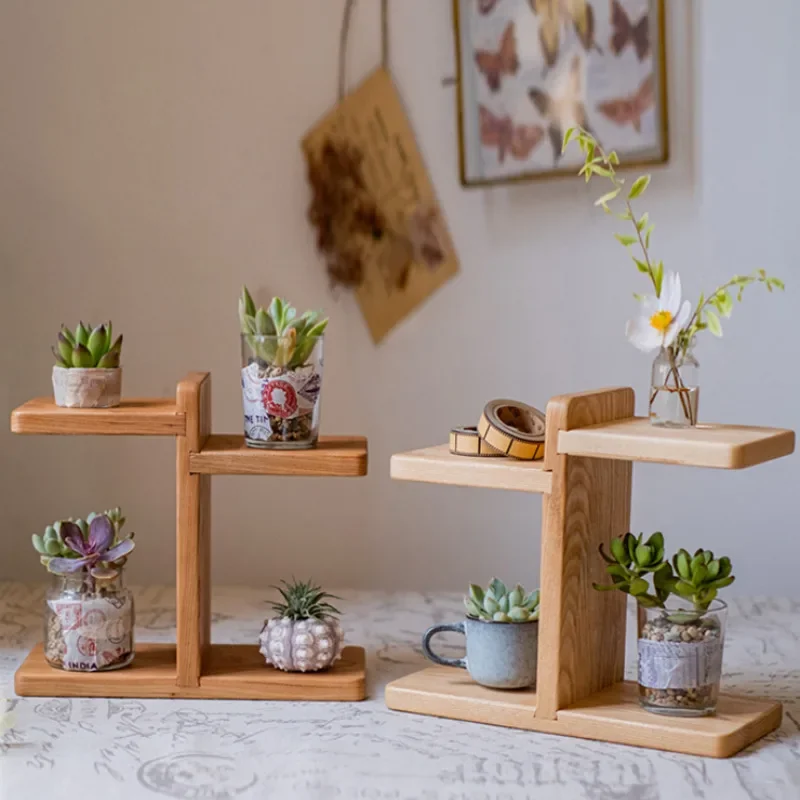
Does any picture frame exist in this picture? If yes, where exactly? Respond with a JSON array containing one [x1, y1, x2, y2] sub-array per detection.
[[453, 0, 668, 187]]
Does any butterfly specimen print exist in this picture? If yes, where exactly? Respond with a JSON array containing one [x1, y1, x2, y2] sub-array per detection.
[[479, 105, 545, 163], [596, 73, 654, 132], [528, 0, 601, 70], [529, 55, 593, 163], [609, 0, 650, 60], [474, 21, 519, 92], [477, 0, 502, 13]]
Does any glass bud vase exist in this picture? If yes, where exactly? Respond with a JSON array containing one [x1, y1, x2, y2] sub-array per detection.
[[637, 600, 727, 716], [44, 570, 135, 671], [240, 334, 324, 449], [649, 345, 699, 427]]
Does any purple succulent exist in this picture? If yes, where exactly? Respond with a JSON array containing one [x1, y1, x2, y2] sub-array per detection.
[[47, 515, 134, 577]]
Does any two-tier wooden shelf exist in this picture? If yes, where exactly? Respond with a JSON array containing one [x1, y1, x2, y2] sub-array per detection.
[[10, 372, 368, 701], [386, 387, 795, 758]]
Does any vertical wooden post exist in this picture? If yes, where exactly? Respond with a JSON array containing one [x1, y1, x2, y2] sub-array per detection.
[[176, 372, 212, 687], [535, 387, 634, 719]]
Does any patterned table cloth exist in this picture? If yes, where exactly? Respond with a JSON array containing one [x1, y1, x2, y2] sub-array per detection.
[[0, 583, 798, 799]]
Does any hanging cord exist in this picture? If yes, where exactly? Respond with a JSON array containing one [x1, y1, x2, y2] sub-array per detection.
[[338, 0, 389, 103]]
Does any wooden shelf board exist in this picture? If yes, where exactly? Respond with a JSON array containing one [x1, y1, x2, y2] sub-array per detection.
[[199, 644, 366, 700], [10, 397, 185, 436], [558, 417, 795, 469], [189, 434, 368, 476], [385, 671, 781, 758], [390, 445, 552, 494], [15, 643, 366, 701]]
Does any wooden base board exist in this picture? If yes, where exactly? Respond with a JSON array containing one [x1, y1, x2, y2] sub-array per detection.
[[385, 667, 781, 758], [16, 643, 367, 701]]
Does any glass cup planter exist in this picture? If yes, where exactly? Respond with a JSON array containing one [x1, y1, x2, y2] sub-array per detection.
[[44, 570, 135, 671], [240, 334, 324, 449], [637, 600, 726, 716], [649, 346, 699, 428]]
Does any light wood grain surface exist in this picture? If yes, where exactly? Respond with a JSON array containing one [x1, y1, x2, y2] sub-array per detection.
[[536, 388, 634, 719], [558, 416, 796, 468], [176, 372, 212, 688], [10, 397, 185, 436], [189, 434, 368, 477], [390, 444, 553, 494], [385, 671, 781, 758], [15, 642, 366, 701]]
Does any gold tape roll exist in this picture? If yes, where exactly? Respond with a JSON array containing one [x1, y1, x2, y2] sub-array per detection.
[[477, 399, 546, 461], [449, 426, 505, 457]]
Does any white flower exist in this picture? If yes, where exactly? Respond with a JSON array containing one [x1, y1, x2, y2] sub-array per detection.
[[626, 271, 692, 352]]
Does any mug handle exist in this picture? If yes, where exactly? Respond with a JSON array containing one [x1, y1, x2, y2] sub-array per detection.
[[422, 621, 467, 668]]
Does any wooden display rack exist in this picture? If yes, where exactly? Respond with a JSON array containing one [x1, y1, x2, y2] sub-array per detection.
[[10, 372, 368, 701], [386, 387, 794, 758]]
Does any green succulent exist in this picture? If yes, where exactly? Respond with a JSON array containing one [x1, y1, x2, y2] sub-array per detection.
[[270, 578, 341, 621], [464, 578, 540, 623], [53, 322, 122, 368], [667, 548, 734, 611], [594, 532, 673, 608], [238, 287, 328, 369]]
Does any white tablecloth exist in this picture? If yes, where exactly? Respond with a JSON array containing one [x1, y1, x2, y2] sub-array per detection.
[[0, 583, 798, 799]]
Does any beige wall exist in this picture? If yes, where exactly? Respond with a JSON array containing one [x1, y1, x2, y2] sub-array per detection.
[[1, 1, 798, 593]]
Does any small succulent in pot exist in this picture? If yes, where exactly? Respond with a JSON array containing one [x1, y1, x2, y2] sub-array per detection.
[[259, 579, 344, 672], [52, 321, 123, 408], [238, 287, 328, 449], [34, 507, 136, 672], [595, 532, 735, 716]]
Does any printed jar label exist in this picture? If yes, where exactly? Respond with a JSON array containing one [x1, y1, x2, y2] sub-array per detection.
[[638, 638, 723, 689], [241, 363, 322, 441], [47, 595, 134, 671]]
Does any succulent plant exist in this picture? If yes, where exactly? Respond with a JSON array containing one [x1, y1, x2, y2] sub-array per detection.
[[259, 578, 344, 672], [238, 287, 328, 369], [464, 578, 540, 623], [668, 548, 735, 611], [33, 507, 134, 579], [594, 532, 735, 612], [53, 322, 122, 368]]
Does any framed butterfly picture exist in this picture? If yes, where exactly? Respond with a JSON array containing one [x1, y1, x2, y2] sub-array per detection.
[[454, 0, 668, 186]]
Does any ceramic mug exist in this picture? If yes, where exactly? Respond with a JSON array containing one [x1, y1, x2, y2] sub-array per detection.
[[422, 617, 538, 689]]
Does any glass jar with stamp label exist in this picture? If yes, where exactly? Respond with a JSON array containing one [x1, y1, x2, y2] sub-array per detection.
[[44, 568, 135, 672], [240, 334, 324, 449], [637, 600, 727, 716]]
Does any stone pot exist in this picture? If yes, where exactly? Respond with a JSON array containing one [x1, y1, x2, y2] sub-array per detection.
[[258, 616, 344, 672], [422, 616, 538, 689], [52, 366, 122, 408]]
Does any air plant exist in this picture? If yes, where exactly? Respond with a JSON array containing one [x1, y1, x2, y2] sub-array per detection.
[[238, 287, 328, 369], [464, 578, 540, 623], [594, 532, 735, 612], [33, 507, 134, 579], [53, 322, 122, 368]]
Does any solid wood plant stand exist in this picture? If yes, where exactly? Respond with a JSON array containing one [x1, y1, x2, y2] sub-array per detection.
[[386, 387, 795, 758], [10, 372, 368, 701]]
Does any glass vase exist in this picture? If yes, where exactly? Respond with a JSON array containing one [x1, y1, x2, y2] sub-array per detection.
[[240, 334, 324, 449], [637, 600, 726, 716], [649, 346, 699, 428], [44, 570, 135, 671]]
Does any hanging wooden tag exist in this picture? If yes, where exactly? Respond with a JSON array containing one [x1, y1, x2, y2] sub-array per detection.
[[302, 67, 459, 343]]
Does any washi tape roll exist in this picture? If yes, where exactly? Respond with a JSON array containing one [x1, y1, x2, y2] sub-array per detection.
[[477, 399, 546, 460], [449, 426, 504, 457]]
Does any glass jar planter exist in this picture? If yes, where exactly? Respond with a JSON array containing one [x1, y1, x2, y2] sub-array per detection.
[[637, 600, 726, 716], [649, 346, 699, 428], [44, 570, 135, 671], [240, 334, 324, 449]]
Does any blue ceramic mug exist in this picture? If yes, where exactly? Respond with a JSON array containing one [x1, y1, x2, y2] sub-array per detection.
[[422, 617, 538, 689]]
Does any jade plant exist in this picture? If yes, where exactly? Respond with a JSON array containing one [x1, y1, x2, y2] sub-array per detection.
[[238, 287, 328, 369], [594, 532, 734, 612], [53, 322, 123, 369], [33, 507, 134, 579], [464, 579, 540, 623]]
